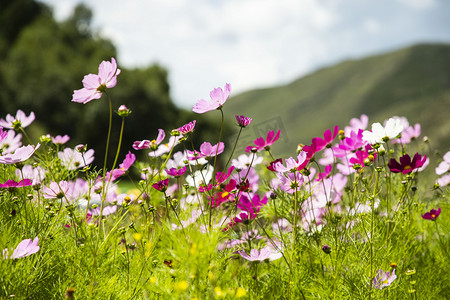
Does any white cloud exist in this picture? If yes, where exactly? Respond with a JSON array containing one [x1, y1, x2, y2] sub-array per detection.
[[396, 0, 436, 10]]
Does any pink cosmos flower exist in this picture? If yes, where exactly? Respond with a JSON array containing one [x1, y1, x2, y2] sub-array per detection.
[[0, 144, 40, 164], [237, 193, 268, 218], [333, 129, 367, 157], [186, 142, 225, 160], [316, 164, 332, 181], [0, 110, 35, 129], [166, 166, 187, 177], [51, 135, 70, 145], [313, 125, 339, 152], [58, 147, 95, 170], [192, 83, 231, 113], [388, 153, 427, 174], [133, 129, 165, 151], [0, 130, 22, 155], [272, 151, 308, 173], [245, 130, 281, 153], [235, 115, 252, 127], [178, 120, 196, 135], [72, 57, 121, 104], [422, 207, 441, 221], [43, 181, 71, 199], [393, 123, 421, 144], [0, 179, 33, 188], [276, 171, 304, 194], [106, 151, 136, 181], [238, 246, 282, 262], [15, 165, 46, 183], [6, 237, 40, 259], [372, 269, 397, 289], [435, 151, 450, 175], [344, 114, 369, 136]]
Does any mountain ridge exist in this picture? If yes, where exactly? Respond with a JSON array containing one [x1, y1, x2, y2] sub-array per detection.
[[225, 43, 450, 158]]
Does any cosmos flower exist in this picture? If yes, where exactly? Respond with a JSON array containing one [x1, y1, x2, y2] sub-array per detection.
[[388, 153, 427, 174], [0, 144, 40, 165], [186, 142, 225, 160], [272, 151, 308, 173], [372, 269, 397, 289], [245, 130, 281, 152], [192, 83, 231, 113], [362, 118, 403, 144], [178, 120, 196, 135], [0, 179, 33, 188], [421, 207, 441, 221], [5, 237, 40, 259], [435, 151, 450, 175], [132, 129, 165, 151], [313, 125, 339, 152], [72, 58, 121, 104], [51, 135, 70, 145], [235, 115, 252, 127], [238, 246, 282, 262], [152, 179, 169, 192], [58, 147, 95, 170], [0, 110, 35, 130], [43, 181, 71, 199]]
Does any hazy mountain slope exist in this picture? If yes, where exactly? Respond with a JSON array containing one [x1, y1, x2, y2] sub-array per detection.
[[225, 43, 450, 158]]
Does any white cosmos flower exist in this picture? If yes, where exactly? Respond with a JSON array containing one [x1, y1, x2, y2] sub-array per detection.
[[362, 118, 403, 144]]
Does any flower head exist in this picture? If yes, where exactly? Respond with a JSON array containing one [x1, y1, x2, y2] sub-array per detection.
[[363, 118, 404, 144], [0, 144, 40, 165], [422, 207, 441, 221], [152, 179, 169, 192], [246, 130, 281, 152], [7, 237, 40, 259], [0, 179, 33, 188], [178, 120, 196, 135], [72, 58, 121, 104], [388, 153, 427, 174], [58, 147, 94, 170], [192, 83, 231, 113], [235, 115, 252, 127], [0, 110, 35, 130], [372, 269, 397, 289], [238, 246, 282, 262], [51, 135, 70, 145]]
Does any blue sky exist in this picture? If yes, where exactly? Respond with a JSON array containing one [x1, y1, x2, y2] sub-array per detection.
[[40, 0, 450, 108]]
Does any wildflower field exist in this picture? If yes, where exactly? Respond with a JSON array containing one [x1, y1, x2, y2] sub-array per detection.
[[0, 58, 448, 299]]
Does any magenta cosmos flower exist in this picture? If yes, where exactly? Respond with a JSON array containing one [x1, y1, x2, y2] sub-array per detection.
[[245, 130, 281, 153], [0, 109, 35, 130], [388, 153, 427, 174], [422, 207, 441, 221], [235, 115, 252, 127], [178, 120, 196, 135], [0, 179, 33, 188], [51, 134, 70, 145], [72, 57, 121, 104], [5, 237, 40, 259], [0, 144, 40, 165], [192, 83, 231, 113], [313, 125, 339, 152]]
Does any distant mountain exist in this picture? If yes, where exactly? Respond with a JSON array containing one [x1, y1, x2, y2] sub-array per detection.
[[225, 43, 450, 158]]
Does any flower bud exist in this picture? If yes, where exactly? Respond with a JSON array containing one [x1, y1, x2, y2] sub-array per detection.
[[117, 105, 131, 117], [322, 245, 331, 254]]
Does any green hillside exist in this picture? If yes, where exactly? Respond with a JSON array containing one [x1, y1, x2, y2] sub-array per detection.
[[224, 43, 450, 158]]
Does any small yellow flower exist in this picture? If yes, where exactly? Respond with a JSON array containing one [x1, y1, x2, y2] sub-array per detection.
[[214, 287, 224, 297], [133, 233, 142, 242], [236, 287, 247, 298], [174, 281, 189, 292], [150, 277, 156, 284]]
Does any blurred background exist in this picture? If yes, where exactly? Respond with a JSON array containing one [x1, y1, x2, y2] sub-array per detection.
[[1, 0, 449, 165]]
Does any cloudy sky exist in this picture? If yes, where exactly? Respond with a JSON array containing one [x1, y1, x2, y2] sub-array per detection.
[[41, 0, 450, 108]]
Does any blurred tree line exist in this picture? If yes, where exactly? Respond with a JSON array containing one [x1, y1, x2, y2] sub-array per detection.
[[0, 0, 228, 169]]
